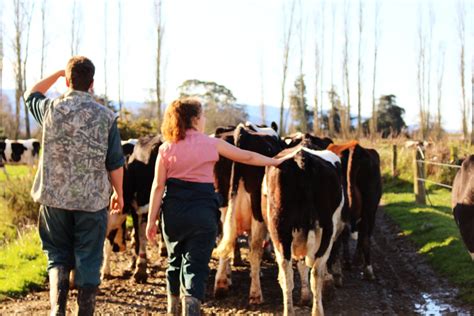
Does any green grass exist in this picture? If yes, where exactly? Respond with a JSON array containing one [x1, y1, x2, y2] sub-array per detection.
[[0, 165, 31, 182], [0, 165, 39, 245], [0, 229, 47, 299], [383, 176, 474, 304]]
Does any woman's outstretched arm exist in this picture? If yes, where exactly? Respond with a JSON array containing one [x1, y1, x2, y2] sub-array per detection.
[[216, 138, 289, 166]]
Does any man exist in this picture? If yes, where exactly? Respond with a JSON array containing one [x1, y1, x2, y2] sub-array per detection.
[[25, 56, 124, 316]]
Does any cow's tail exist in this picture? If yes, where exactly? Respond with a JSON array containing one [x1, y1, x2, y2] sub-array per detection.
[[215, 196, 237, 258], [327, 140, 358, 156], [347, 146, 355, 209]]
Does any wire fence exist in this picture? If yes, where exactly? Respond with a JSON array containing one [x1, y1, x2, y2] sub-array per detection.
[[412, 144, 461, 205]]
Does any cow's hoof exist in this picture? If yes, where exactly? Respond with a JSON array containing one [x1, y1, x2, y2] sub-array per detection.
[[299, 295, 311, 306], [363, 265, 375, 281], [334, 274, 343, 288], [101, 273, 113, 280], [249, 294, 263, 305], [343, 260, 352, 270], [233, 255, 244, 267], [214, 286, 229, 299], [134, 271, 148, 283], [160, 247, 168, 257], [128, 257, 137, 271], [133, 263, 148, 283]]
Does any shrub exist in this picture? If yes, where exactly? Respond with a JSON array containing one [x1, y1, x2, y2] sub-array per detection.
[[117, 117, 159, 140], [5, 173, 40, 227]]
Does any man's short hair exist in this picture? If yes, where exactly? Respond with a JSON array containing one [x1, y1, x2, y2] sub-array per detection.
[[65, 56, 95, 92]]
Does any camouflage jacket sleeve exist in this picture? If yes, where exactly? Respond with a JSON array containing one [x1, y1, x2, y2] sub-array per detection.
[[106, 118, 125, 171], [25, 92, 51, 126]]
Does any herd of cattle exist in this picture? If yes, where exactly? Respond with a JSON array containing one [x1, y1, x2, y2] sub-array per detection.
[[1, 122, 473, 315]]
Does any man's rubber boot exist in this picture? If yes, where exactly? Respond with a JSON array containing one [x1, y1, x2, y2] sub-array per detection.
[[167, 294, 180, 315], [182, 296, 201, 316], [75, 286, 97, 316], [49, 266, 70, 316]]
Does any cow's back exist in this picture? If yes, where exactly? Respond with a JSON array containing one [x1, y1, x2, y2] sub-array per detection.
[[452, 155, 474, 258]]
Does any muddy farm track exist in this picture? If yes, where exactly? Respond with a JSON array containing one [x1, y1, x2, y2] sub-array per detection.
[[1, 208, 473, 315]]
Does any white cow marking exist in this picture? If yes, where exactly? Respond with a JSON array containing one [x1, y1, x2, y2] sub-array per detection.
[[301, 147, 340, 167], [245, 122, 279, 138]]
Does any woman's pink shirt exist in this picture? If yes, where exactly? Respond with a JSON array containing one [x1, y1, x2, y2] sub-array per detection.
[[158, 129, 219, 183]]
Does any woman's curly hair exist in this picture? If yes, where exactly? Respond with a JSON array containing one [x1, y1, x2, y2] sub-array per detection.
[[161, 98, 202, 143]]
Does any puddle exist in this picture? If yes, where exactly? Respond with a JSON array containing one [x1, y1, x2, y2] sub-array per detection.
[[414, 293, 469, 315]]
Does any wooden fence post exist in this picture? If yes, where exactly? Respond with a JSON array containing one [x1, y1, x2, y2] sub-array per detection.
[[391, 144, 398, 177], [413, 145, 426, 204], [450, 145, 458, 163]]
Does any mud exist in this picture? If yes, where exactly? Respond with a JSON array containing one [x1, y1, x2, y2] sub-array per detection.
[[1, 208, 472, 315]]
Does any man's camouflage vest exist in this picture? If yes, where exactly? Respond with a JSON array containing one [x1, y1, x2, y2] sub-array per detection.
[[31, 90, 116, 211]]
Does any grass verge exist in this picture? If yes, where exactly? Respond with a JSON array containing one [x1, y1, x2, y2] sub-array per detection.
[[0, 229, 47, 300], [383, 175, 474, 304]]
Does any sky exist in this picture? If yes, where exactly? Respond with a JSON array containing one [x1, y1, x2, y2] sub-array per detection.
[[1, 0, 473, 132]]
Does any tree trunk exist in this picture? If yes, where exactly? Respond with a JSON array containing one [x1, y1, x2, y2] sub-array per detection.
[[103, 1, 108, 107], [357, 0, 363, 137], [40, 0, 46, 78], [117, 1, 122, 113], [279, 0, 296, 136], [155, 0, 164, 129]]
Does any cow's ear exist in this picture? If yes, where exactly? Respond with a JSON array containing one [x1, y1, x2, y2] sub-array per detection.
[[271, 122, 278, 133], [33, 142, 41, 155], [215, 127, 225, 135]]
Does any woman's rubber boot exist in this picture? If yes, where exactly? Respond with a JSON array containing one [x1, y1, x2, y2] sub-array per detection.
[[49, 266, 70, 316], [182, 296, 201, 316], [75, 287, 97, 316], [167, 294, 180, 315]]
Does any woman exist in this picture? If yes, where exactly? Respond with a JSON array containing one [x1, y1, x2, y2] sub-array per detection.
[[146, 98, 288, 315]]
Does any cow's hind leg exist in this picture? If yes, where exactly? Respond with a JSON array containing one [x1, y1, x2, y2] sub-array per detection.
[[248, 219, 266, 304], [297, 260, 311, 305], [133, 213, 148, 283], [214, 257, 232, 298], [101, 240, 112, 279], [359, 211, 375, 280], [273, 233, 295, 316]]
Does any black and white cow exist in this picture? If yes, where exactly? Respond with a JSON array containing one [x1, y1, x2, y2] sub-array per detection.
[[452, 155, 474, 261], [214, 122, 284, 303], [0, 139, 41, 179], [121, 139, 138, 160], [283, 132, 333, 150], [262, 141, 345, 316], [123, 135, 164, 282], [326, 141, 382, 282], [102, 135, 165, 282]]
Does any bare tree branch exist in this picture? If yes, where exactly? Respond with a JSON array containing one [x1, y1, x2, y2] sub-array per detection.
[[357, 0, 363, 137], [435, 43, 445, 139], [343, 0, 351, 137], [103, 0, 108, 106], [71, 0, 81, 56], [279, 0, 296, 135], [154, 0, 165, 129], [40, 0, 47, 78], [371, 0, 380, 137], [457, 0, 468, 140], [117, 0, 122, 113]]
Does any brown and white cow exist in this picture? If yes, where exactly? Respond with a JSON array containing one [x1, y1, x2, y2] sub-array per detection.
[[452, 155, 474, 261], [214, 122, 284, 304], [327, 142, 382, 282], [262, 142, 345, 316]]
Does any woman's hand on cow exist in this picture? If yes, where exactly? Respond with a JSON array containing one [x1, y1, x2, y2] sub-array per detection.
[[273, 153, 295, 166], [109, 191, 124, 214], [146, 221, 157, 242]]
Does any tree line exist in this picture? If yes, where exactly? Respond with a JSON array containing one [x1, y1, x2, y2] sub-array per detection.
[[0, 0, 472, 142]]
